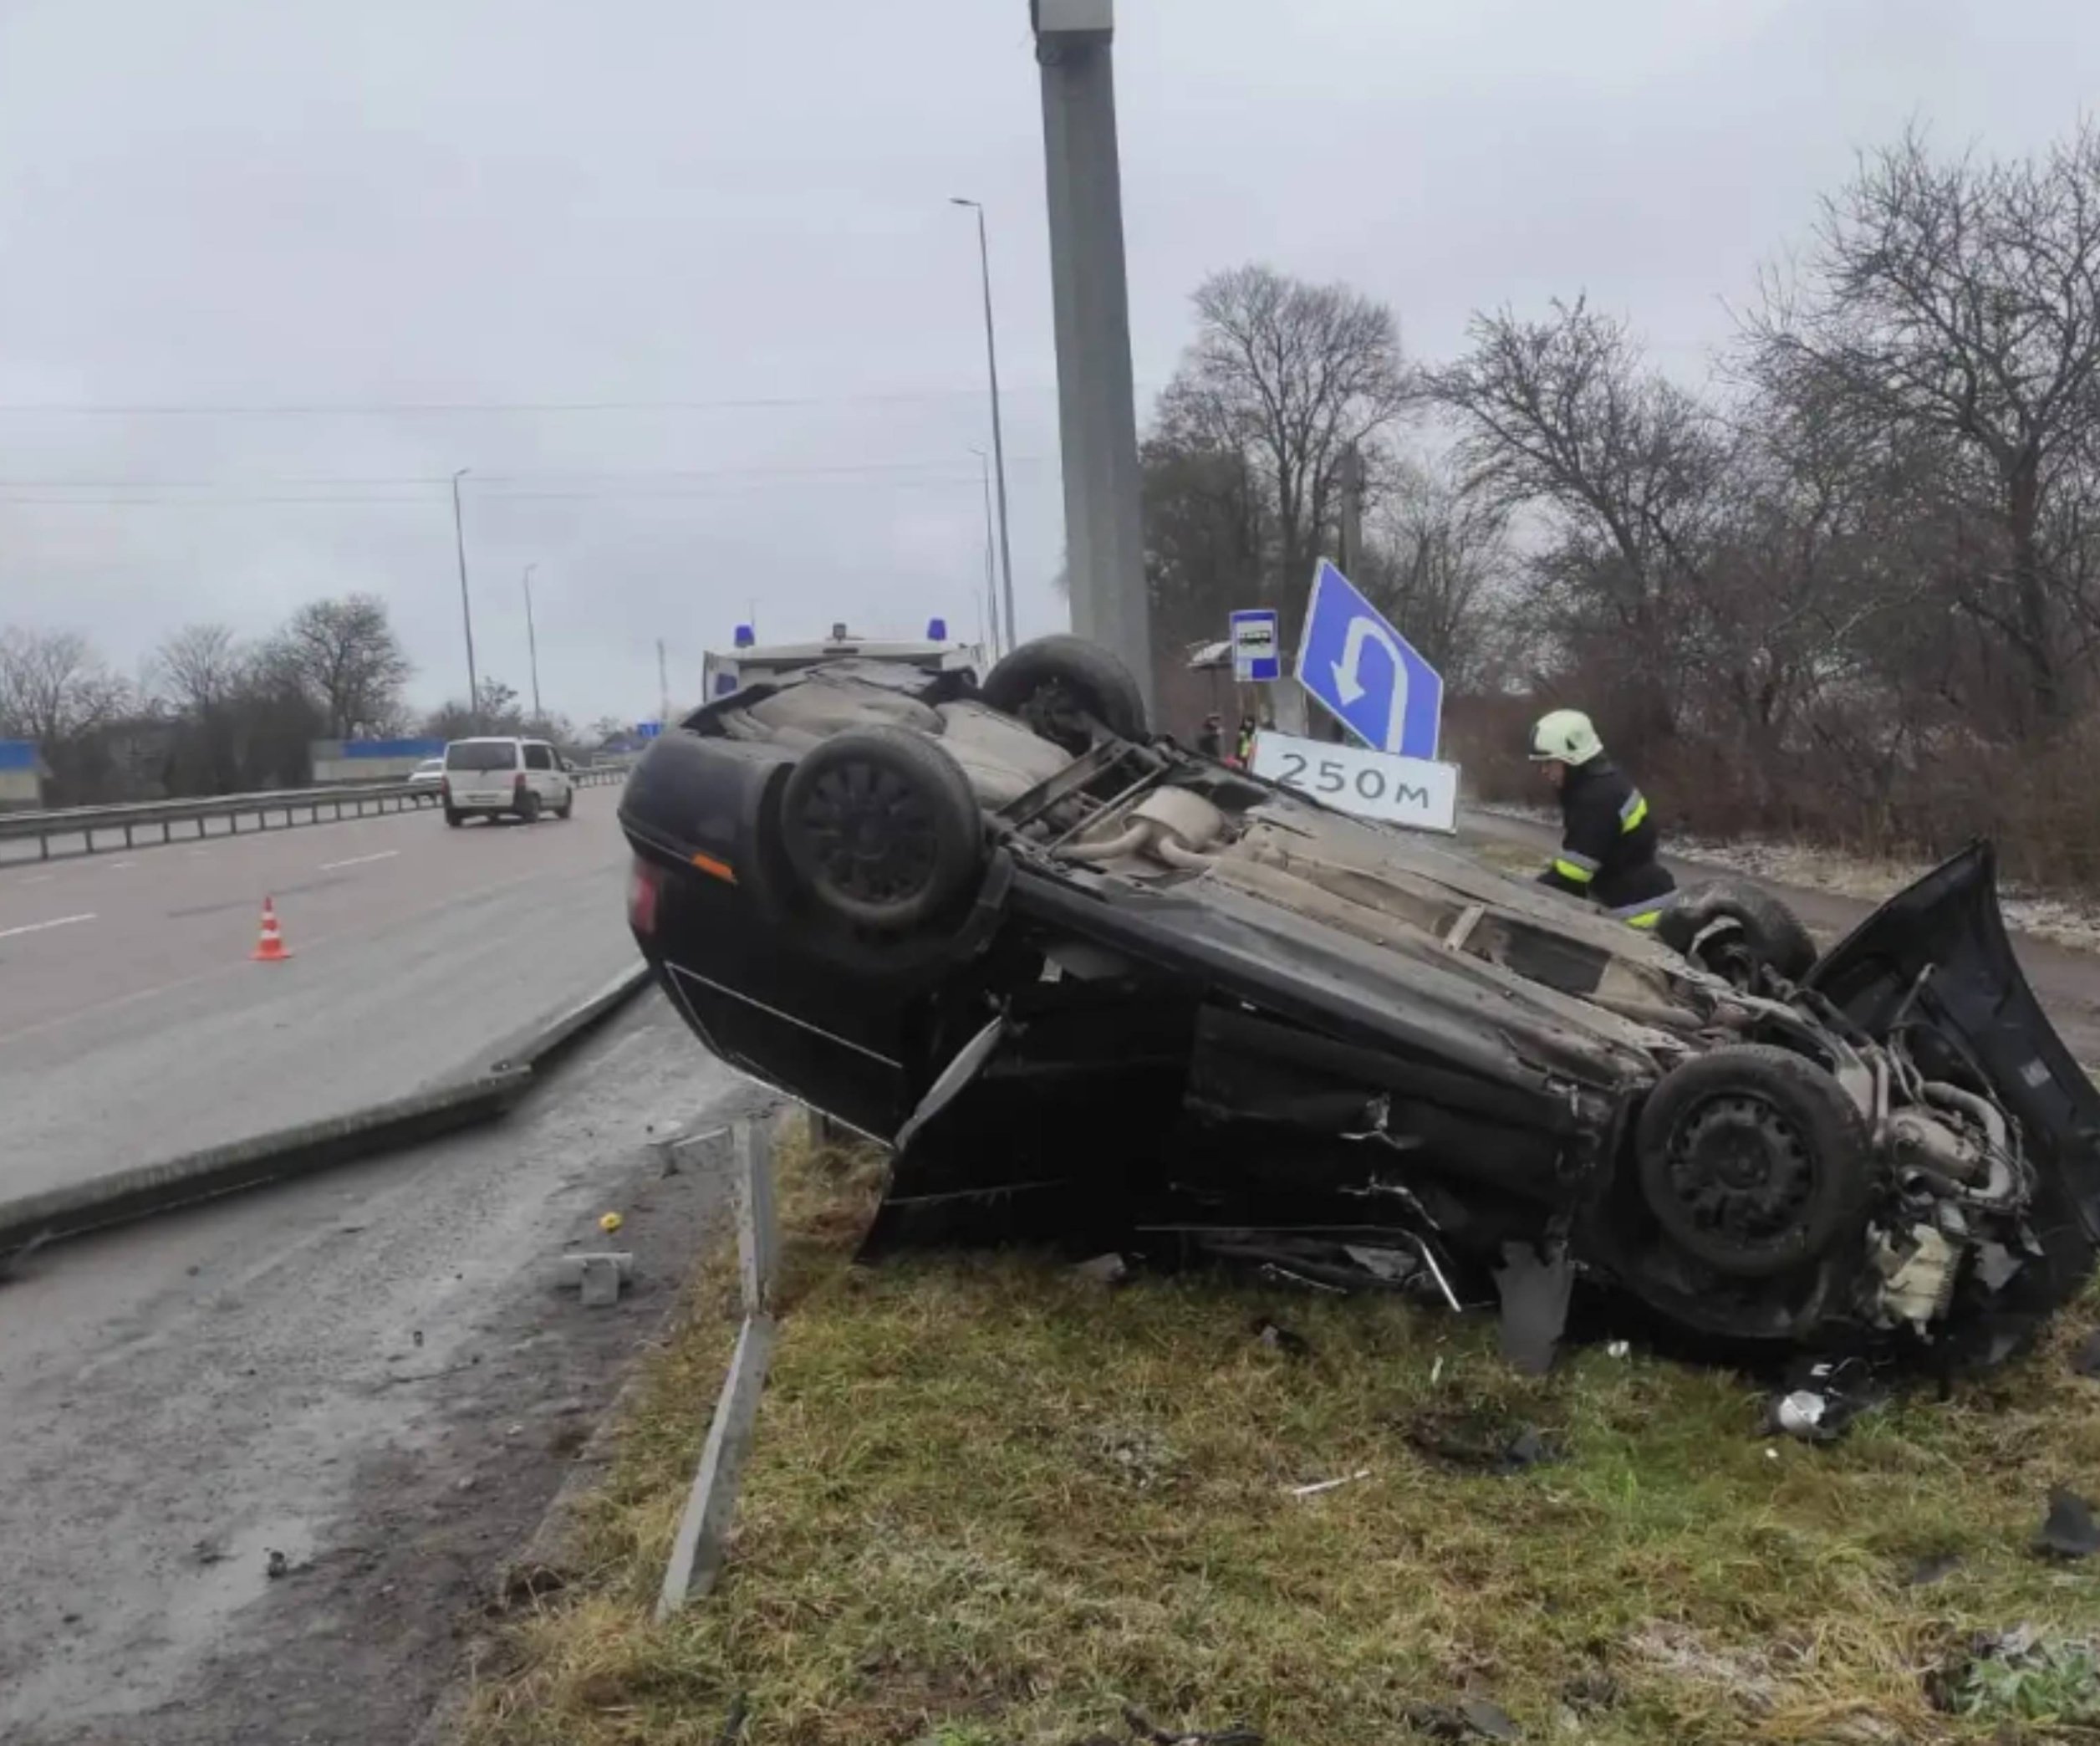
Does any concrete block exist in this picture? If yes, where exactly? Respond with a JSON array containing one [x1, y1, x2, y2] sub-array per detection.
[[557, 1251, 634, 1307]]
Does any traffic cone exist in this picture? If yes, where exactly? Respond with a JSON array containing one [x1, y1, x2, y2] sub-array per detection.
[[252, 896, 292, 962]]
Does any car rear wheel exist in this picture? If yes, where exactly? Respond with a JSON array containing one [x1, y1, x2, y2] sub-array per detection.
[[444, 808, 463, 828], [1658, 879, 1817, 988], [1634, 1044, 1872, 1279], [517, 792, 542, 824], [777, 726, 985, 933], [980, 635, 1148, 751]]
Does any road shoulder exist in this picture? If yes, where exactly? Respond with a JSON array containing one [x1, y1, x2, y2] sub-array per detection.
[[0, 996, 731, 1746]]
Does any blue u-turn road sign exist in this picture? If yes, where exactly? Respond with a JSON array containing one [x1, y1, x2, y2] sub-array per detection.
[[1294, 559, 1444, 758]]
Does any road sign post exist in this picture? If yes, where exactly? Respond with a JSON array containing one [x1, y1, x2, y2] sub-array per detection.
[[1228, 609, 1282, 683], [1293, 560, 1444, 759], [1249, 730, 1459, 835]]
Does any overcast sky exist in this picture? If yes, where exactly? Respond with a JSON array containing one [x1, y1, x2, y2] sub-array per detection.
[[2, 0, 2095, 726]]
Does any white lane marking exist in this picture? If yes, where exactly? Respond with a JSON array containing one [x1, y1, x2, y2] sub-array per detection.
[[319, 850, 402, 871], [105, 860, 136, 871], [0, 912, 94, 941], [0, 857, 578, 1049], [18, 874, 53, 886]]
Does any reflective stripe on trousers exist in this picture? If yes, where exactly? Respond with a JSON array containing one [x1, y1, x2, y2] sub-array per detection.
[[1608, 890, 1676, 930]]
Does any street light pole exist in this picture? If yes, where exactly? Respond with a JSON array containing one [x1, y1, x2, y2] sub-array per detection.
[[968, 446, 998, 659], [451, 468, 480, 731], [1033, 0, 1154, 709], [951, 198, 1019, 656], [522, 563, 542, 725]]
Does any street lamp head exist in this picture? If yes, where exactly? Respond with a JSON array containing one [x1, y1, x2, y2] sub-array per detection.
[[950, 197, 979, 209], [1035, 0, 1113, 37]]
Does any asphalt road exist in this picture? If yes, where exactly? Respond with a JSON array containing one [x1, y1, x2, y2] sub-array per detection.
[[0, 997, 745, 1746], [0, 794, 636, 1203], [1460, 809, 2100, 1064]]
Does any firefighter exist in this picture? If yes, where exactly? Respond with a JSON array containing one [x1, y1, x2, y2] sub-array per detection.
[[1528, 709, 1675, 929]]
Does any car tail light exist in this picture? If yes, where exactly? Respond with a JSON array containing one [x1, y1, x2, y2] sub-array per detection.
[[514, 772, 528, 797], [629, 856, 663, 937], [439, 778, 451, 800]]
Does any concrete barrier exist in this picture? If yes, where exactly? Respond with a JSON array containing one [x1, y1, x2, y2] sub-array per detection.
[[0, 962, 653, 1258], [0, 766, 629, 865], [0, 741, 44, 811], [310, 737, 446, 785]]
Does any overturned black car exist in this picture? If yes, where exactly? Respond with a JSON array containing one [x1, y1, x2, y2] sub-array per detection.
[[619, 635, 2100, 1365]]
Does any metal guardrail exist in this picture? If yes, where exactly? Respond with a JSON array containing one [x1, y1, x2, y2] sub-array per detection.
[[0, 765, 629, 864]]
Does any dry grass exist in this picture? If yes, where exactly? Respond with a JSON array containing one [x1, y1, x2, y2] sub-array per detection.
[[456, 1122, 2100, 1745]]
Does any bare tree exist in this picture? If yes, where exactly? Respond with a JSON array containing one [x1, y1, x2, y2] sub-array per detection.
[[1425, 299, 1725, 739], [1157, 264, 1411, 609], [273, 595, 412, 739], [151, 624, 247, 717], [1353, 452, 1512, 692], [0, 627, 129, 743], [1746, 122, 2100, 728], [150, 624, 268, 793], [1142, 435, 1269, 646]]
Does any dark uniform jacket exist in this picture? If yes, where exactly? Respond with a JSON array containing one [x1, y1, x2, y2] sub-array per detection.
[[1537, 758, 1675, 924]]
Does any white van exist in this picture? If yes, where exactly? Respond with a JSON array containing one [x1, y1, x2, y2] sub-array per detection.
[[441, 738, 574, 824]]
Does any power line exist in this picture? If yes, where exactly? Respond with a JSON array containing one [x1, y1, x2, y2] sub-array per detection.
[[0, 386, 1073, 417], [0, 472, 1051, 508], [0, 457, 1055, 490]]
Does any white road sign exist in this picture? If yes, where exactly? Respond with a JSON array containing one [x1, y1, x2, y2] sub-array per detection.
[[1250, 728, 1460, 835]]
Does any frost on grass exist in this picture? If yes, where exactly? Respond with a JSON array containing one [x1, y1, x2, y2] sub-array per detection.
[[1083, 1418, 1183, 1491], [1627, 1621, 1789, 1714], [1942, 1626, 2100, 1728]]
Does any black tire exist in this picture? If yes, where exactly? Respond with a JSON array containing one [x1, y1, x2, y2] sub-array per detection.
[[1634, 1044, 1873, 1279], [777, 727, 985, 933], [1659, 878, 1817, 987], [980, 635, 1148, 750], [556, 793, 574, 820], [444, 809, 463, 828]]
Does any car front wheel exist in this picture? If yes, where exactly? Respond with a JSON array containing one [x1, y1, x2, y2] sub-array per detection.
[[1634, 1044, 1872, 1279]]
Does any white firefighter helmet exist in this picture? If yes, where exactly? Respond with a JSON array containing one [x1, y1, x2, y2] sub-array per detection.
[[1528, 708, 1603, 766]]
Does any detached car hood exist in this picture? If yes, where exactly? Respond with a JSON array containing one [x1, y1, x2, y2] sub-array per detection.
[[1811, 841, 2100, 1349]]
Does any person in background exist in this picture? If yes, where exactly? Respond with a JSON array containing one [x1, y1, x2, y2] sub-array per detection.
[[1529, 708, 1675, 930], [1196, 713, 1224, 759], [1232, 714, 1259, 769]]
